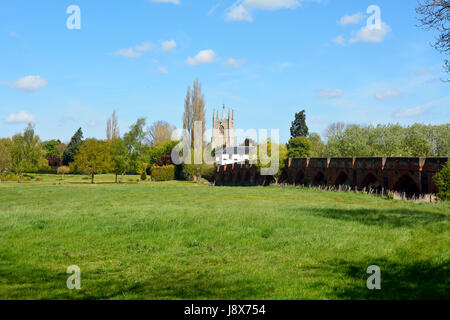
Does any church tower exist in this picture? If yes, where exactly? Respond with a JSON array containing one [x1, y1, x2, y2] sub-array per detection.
[[212, 105, 235, 150]]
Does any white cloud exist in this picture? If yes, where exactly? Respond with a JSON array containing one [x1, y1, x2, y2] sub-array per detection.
[[86, 120, 98, 127], [151, 0, 180, 4], [244, 0, 300, 10], [10, 75, 48, 92], [226, 3, 253, 21], [226, 0, 300, 22], [339, 13, 364, 25], [349, 21, 391, 43], [332, 35, 345, 45], [115, 48, 142, 58], [186, 49, 218, 66], [135, 43, 154, 52], [157, 66, 169, 74], [161, 40, 176, 52], [224, 58, 246, 68], [394, 106, 424, 118], [316, 88, 343, 99], [5, 111, 35, 124], [114, 43, 153, 58], [375, 89, 400, 100]]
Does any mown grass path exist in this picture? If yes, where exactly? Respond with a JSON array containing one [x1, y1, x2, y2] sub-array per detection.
[[0, 175, 449, 299]]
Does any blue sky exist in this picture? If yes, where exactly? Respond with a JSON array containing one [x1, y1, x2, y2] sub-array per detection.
[[1, 0, 449, 143]]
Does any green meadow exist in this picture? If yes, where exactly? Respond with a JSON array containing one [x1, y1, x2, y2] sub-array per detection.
[[0, 174, 448, 300]]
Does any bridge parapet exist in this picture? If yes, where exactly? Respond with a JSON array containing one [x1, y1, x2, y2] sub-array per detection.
[[214, 157, 448, 195]]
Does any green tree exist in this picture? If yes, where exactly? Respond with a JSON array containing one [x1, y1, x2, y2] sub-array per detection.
[[257, 140, 288, 184], [309, 133, 325, 157], [123, 118, 149, 175], [10, 124, 44, 183], [183, 151, 215, 184], [42, 140, 63, 157], [0, 138, 12, 174], [70, 139, 112, 184], [404, 124, 432, 156], [148, 140, 179, 167], [290, 110, 309, 138], [110, 138, 128, 183], [287, 136, 312, 158], [434, 124, 450, 156], [369, 124, 405, 157], [63, 128, 83, 165], [323, 123, 449, 157], [433, 161, 450, 201]]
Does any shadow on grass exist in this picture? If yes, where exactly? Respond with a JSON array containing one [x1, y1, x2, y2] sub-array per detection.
[[0, 256, 273, 300], [330, 258, 449, 300], [309, 207, 448, 228], [83, 272, 272, 300]]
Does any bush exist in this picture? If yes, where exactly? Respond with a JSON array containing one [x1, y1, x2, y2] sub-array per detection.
[[57, 166, 70, 175], [0, 173, 18, 182], [0, 173, 32, 182], [151, 165, 176, 181], [140, 171, 147, 181], [434, 161, 450, 201]]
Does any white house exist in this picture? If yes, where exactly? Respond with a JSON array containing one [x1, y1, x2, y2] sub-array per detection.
[[215, 146, 257, 166]]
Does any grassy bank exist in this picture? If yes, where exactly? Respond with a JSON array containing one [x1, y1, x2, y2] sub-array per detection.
[[0, 174, 448, 299]]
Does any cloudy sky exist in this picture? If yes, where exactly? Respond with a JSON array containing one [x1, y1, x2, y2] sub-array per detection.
[[1, 0, 449, 143]]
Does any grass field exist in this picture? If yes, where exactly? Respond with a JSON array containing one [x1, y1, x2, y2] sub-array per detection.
[[0, 174, 449, 300]]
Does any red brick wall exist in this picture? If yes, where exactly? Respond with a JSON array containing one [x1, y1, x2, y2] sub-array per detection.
[[214, 157, 448, 194]]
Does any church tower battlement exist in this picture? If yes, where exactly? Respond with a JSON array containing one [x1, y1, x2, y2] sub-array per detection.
[[212, 105, 235, 150]]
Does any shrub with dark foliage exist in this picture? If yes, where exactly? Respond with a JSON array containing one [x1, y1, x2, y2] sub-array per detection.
[[47, 155, 61, 167], [155, 152, 173, 166]]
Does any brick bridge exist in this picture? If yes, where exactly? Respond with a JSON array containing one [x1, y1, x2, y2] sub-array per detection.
[[214, 157, 448, 195]]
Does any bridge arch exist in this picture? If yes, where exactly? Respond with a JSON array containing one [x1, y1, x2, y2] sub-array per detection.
[[224, 169, 232, 184], [334, 171, 351, 187], [234, 170, 242, 185], [392, 174, 420, 196], [360, 172, 382, 192], [313, 171, 327, 186], [295, 170, 306, 185], [243, 169, 251, 185]]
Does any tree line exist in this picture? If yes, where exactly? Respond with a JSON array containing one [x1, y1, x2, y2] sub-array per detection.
[[0, 79, 211, 184], [287, 111, 449, 158], [0, 117, 179, 184]]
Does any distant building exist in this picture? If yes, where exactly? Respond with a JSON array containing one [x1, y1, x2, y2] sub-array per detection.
[[212, 105, 235, 150], [215, 146, 256, 166]]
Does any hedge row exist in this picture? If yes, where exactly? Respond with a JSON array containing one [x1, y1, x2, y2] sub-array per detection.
[[151, 165, 177, 181]]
